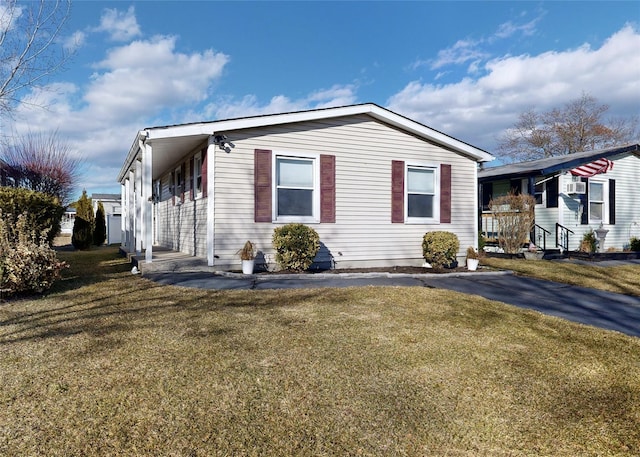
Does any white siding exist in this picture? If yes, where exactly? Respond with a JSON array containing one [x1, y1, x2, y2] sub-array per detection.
[[210, 115, 478, 270], [558, 153, 640, 251]]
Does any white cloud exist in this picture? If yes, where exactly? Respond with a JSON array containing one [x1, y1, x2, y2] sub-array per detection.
[[208, 84, 357, 120], [0, 3, 22, 32], [94, 6, 141, 42], [63, 30, 85, 52], [387, 25, 640, 152]]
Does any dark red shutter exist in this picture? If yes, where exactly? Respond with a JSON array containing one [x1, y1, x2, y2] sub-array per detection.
[[170, 171, 175, 206], [189, 157, 194, 200], [254, 149, 272, 222], [320, 155, 336, 223], [201, 148, 208, 198], [391, 160, 404, 223], [181, 163, 186, 203], [440, 163, 451, 223], [609, 179, 616, 224]]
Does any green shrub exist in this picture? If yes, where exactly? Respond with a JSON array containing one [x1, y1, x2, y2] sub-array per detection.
[[0, 187, 64, 245], [72, 190, 94, 250], [93, 201, 107, 246], [272, 223, 320, 271], [422, 231, 460, 269], [0, 213, 68, 296], [630, 237, 640, 252]]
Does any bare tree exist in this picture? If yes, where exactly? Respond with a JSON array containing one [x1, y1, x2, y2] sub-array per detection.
[[497, 93, 638, 163], [1, 130, 82, 204], [0, 0, 73, 117]]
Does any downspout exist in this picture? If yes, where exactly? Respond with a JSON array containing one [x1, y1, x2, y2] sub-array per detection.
[[206, 135, 216, 266]]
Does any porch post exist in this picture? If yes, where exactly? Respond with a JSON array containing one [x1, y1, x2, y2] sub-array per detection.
[[128, 170, 135, 253], [206, 135, 216, 266], [135, 160, 142, 254], [141, 141, 153, 263], [121, 181, 127, 250]]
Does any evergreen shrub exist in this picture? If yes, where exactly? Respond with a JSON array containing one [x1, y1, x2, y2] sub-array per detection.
[[422, 231, 460, 269], [272, 223, 320, 271], [72, 190, 94, 250], [93, 201, 107, 246], [0, 187, 64, 245]]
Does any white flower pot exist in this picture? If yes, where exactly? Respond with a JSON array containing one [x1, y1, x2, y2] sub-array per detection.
[[241, 259, 255, 274], [466, 258, 479, 271]]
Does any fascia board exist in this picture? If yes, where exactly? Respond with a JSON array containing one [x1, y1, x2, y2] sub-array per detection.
[[117, 130, 146, 183], [143, 104, 494, 162]]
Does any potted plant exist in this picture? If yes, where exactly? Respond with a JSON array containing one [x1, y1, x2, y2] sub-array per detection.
[[466, 246, 480, 271], [523, 242, 544, 260], [238, 240, 256, 274]]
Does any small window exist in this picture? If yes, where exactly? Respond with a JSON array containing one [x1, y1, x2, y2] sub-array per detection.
[[534, 182, 545, 205], [589, 181, 605, 223], [274, 154, 318, 222], [406, 165, 437, 221], [174, 166, 183, 202], [194, 153, 202, 198]]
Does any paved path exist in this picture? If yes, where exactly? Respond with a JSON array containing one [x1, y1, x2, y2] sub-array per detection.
[[143, 270, 640, 338]]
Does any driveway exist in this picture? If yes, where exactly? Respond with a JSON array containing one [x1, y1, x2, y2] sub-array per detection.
[[143, 270, 640, 338]]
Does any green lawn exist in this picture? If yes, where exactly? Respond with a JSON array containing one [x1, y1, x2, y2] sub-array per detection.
[[0, 248, 638, 456]]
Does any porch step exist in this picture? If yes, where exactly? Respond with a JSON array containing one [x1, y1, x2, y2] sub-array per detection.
[[121, 247, 216, 275]]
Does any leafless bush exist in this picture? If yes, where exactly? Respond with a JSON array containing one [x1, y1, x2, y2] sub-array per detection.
[[489, 192, 536, 254]]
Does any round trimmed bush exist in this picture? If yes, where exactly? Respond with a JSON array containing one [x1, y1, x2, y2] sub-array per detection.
[[272, 223, 320, 271], [422, 231, 460, 269]]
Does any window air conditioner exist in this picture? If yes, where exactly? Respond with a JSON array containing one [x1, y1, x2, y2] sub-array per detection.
[[566, 182, 586, 195]]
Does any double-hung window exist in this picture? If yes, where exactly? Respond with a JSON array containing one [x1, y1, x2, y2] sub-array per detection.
[[193, 153, 203, 198], [274, 154, 318, 222], [588, 180, 606, 223], [406, 164, 438, 222], [174, 166, 183, 202]]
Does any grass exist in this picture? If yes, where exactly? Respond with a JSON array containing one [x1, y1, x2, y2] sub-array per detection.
[[481, 257, 640, 296], [1, 247, 639, 456]]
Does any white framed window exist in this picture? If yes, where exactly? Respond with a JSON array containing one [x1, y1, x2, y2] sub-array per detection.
[[273, 152, 319, 222], [193, 152, 203, 198], [588, 179, 608, 224], [406, 163, 439, 223]]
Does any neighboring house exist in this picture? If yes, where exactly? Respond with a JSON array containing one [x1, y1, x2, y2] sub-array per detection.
[[478, 144, 640, 252], [117, 103, 494, 270], [91, 193, 122, 245], [60, 208, 76, 235]]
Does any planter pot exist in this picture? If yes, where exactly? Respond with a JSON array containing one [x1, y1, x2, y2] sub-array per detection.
[[241, 259, 255, 274], [466, 258, 479, 271], [523, 251, 544, 260]]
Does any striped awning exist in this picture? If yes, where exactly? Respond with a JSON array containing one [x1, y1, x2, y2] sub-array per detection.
[[570, 158, 614, 177]]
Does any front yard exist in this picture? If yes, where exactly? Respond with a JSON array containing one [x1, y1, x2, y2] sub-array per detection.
[[1, 248, 638, 456]]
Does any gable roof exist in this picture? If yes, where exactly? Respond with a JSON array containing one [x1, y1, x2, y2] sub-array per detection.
[[119, 103, 494, 183], [478, 143, 640, 182]]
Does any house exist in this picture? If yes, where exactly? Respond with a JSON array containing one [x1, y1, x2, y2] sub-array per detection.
[[478, 144, 640, 252], [91, 193, 122, 245], [117, 103, 494, 270]]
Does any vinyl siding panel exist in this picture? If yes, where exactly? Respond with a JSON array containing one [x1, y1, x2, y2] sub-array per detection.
[[211, 115, 479, 269], [558, 153, 640, 251]]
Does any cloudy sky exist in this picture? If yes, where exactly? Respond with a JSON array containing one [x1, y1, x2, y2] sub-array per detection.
[[4, 1, 639, 198]]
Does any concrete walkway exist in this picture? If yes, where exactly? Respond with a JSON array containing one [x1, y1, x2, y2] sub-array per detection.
[[142, 267, 640, 338]]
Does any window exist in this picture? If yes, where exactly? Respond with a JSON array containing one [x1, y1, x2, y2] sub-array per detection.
[[193, 153, 202, 198], [274, 154, 318, 221], [406, 165, 438, 221], [589, 180, 605, 223], [174, 166, 183, 202], [534, 182, 545, 205]]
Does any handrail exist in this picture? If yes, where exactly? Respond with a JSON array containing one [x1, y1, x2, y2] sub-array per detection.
[[531, 224, 551, 251], [556, 223, 574, 252]]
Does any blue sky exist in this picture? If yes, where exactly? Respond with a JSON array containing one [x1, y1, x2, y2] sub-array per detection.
[[4, 1, 640, 198]]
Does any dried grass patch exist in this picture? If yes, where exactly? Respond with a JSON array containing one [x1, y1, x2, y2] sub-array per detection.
[[1, 248, 638, 456]]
